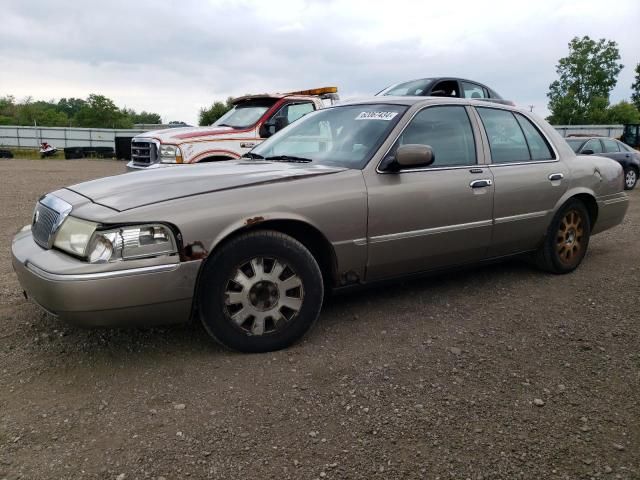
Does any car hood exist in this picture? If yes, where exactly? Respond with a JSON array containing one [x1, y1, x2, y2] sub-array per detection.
[[136, 125, 236, 142], [66, 161, 347, 212]]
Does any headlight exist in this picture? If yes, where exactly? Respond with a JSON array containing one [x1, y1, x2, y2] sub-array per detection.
[[54, 218, 178, 263], [159, 145, 183, 164], [53, 217, 98, 257]]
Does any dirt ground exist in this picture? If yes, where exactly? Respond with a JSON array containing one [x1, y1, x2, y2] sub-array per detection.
[[0, 159, 638, 480]]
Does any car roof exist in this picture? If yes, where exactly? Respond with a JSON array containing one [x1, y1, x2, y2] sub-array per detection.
[[381, 77, 501, 96], [336, 95, 523, 111], [565, 136, 620, 141]]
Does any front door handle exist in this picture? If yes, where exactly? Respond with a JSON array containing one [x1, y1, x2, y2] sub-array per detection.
[[548, 173, 564, 181], [469, 179, 493, 188]]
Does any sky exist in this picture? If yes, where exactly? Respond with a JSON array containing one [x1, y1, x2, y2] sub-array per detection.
[[1, 0, 639, 125]]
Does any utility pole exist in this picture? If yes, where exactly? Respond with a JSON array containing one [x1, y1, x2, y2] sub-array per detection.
[[528, 105, 535, 112]]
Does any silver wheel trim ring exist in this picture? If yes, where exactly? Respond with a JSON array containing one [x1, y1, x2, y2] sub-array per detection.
[[223, 257, 304, 336], [626, 170, 636, 187]]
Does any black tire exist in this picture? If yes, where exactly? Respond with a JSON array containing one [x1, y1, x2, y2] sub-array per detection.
[[197, 230, 324, 352], [623, 167, 637, 190], [534, 199, 591, 274]]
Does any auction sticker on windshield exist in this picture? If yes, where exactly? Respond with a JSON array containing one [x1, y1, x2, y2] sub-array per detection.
[[355, 111, 399, 121]]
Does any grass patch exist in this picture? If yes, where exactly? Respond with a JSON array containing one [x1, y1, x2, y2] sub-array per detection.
[[2, 147, 65, 160]]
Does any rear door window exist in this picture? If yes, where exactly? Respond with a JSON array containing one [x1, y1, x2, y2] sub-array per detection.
[[602, 139, 620, 153], [461, 82, 487, 99], [394, 106, 476, 167], [513, 113, 554, 160], [476, 107, 530, 163]]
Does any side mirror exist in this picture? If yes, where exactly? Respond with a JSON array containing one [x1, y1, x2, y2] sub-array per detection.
[[581, 149, 594, 155], [395, 144, 435, 169]]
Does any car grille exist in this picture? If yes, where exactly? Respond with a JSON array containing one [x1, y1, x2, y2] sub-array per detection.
[[131, 141, 157, 166], [32, 203, 60, 249]]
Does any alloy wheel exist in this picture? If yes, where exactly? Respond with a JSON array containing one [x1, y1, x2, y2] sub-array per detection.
[[556, 209, 584, 265], [625, 169, 637, 189], [223, 257, 304, 335]]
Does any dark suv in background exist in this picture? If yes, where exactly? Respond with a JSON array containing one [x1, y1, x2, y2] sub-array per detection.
[[565, 136, 639, 190]]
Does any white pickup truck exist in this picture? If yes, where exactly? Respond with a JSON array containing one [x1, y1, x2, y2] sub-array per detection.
[[127, 87, 338, 169]]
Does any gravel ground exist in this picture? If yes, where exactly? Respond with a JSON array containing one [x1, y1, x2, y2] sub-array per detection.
[[0, 159, 638, 480]]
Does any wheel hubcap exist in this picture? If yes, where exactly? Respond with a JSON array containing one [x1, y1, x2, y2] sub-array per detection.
[[556, 209, 584, 265], [626, 170, 636, 188], [224, 257, 304, 336]]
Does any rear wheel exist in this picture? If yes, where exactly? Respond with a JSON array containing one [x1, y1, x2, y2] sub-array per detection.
[[197, 230, 324, 352], [623, 167, 637, 190], [534, 200, 591, 274]]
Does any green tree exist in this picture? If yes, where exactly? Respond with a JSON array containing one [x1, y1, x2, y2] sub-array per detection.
[[607, 100, 640, 124], [14, 99, 69, 127], [74, 94, 133, 128], [130, 110, 162, 124], [199, 97, 234, 126], [0, 96, 16, 125], [57, 97, 87, 120], [631, 63, 640, 112], [547, 36, 623, 124]]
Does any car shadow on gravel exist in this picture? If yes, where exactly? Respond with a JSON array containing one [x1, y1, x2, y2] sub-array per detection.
[[322, 256, 537, 315]]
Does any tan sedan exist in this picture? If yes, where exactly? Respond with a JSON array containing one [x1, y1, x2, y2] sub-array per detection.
[[12, 97, 629, 352]]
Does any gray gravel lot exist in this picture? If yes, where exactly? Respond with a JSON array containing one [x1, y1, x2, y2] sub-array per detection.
[[0, 159, 638, 479]]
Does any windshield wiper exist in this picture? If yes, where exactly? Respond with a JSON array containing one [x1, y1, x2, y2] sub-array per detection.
[[242, 152, 265, 159], [265, 155, 313, 163]]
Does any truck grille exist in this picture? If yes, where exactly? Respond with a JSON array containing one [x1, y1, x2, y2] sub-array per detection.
[[131, 141, 157, 166], [32, 203, 60, 249]]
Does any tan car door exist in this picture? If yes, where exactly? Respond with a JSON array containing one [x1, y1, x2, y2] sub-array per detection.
[[363, 105, 494, 281], [473, 107, 568, 257]]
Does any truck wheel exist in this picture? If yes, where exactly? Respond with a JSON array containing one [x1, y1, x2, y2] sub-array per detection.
[[197, 230, 324, 352], [534, 199, 591, 274], [623, 167, 637, 190]]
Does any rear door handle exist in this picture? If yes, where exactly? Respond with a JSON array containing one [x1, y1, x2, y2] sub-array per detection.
[[548, 173, 564, 181], [469, 179, 493, 188]]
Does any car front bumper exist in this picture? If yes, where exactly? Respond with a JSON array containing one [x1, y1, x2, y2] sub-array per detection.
[[11, 229, 200, 327]]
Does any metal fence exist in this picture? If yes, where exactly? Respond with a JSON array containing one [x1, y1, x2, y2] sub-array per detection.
[[0, 123, 627, 150], [554, 125, 624, 138], [0, 126, 150, 149]]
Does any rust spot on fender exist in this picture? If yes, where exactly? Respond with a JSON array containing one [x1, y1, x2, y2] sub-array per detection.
[[181, 241, 208, 261], [245, 216, 265, 225]]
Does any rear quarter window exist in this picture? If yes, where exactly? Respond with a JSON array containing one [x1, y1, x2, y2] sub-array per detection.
[[513, 113, 554, 160]]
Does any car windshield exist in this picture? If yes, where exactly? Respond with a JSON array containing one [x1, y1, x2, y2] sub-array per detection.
[[378, 79, 434, 96], [250, 104, 408, 169], [212, 99, 277, 128], [565, 138, 586, 153]]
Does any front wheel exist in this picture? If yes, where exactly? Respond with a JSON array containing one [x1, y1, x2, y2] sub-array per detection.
[[534, 200, 591, 274], [197, 230, 324, 352], [623, 167, 637, 190]]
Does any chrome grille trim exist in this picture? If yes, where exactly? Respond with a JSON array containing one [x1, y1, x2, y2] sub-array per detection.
[[131, 140, 158, 166], [32, 195, 73, 249]]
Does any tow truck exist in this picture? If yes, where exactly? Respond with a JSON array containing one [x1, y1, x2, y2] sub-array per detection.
[[127, 87, 338, 169]]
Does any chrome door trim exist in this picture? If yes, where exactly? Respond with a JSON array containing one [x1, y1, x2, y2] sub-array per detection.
[[494, 210, 548, 224], [488, 159, 560, 167], [332, 238, 367, 247], [548, 173, 564, 181], [369, 219, 493, 244]]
